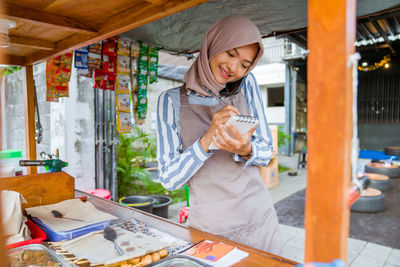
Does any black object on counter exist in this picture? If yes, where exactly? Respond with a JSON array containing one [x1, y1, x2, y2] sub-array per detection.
[[151, 195, 172, 219]]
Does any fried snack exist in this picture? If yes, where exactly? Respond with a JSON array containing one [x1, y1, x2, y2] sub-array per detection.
[[151, 252, 160, 262], [158, 249, 168, 258], [128, 257, 141, 264], [8, 249, 61, 267], [140, 255, 152, 266]]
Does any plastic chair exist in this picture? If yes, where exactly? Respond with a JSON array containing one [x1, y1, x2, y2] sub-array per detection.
[[179, 207, 190, 223]]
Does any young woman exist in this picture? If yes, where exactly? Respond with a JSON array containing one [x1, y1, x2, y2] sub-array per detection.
[[156, 15, 282, 254]]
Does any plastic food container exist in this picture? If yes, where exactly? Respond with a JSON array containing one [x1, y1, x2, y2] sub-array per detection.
[[0, 149, 22, 177], [32, 217, 111, 242], [6, 219, 47, 249], [7, 243, 70, 266]]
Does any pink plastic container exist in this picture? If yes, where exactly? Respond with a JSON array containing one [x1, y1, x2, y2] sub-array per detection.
[[85, 189, 111, 199]]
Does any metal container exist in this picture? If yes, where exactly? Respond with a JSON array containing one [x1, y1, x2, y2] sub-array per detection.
[[7, 243, 71, 266], [147, 254, 212, 267]]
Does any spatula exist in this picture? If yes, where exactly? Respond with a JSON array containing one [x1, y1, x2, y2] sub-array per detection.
[[103, 226, 123, 255], [51, 210, 92, 222]]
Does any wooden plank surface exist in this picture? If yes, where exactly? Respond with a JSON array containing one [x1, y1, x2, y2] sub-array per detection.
[[22, 65, 37, 174], [0, 55, 26, 66], [26, 0, 209, 64], [77, 191, 298, 266], [9, 36, 55, 51], [0, 172, 75, 209], [306, 0, 356, 262], [4, 2, 97, 34]]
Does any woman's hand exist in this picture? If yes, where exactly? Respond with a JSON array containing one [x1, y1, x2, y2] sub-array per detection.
[[213, 123, 257, 157], [200, 105, 239, 152]]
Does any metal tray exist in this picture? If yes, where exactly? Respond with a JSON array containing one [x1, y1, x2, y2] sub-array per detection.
[[7, 243, 72, 266], [147, 254, 212, 267]]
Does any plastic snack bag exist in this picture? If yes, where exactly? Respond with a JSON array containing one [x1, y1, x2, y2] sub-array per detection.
[[117, 55, 130, 74], [148, 46, 159, 84], [118, 39, 131, 56], [131, 41, 140, 57], [74, 46, 88, 69], [116, 93, 131, 112], [117, 112, 132, 133], [116, 74, 130, 92]]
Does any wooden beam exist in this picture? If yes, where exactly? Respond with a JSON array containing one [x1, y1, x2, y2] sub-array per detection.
[[144, 0, 168, 5], [26, 0, 210, 65], [9, 36, 55, 51], [0, 54, 26, 66], [370, 19, 396, 54], [3, 3, 97, 35], [22, 65, 37, 175], [305, 0, 356, 263]]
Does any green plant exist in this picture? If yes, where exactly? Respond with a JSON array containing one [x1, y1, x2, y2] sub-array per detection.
[[117, 126, 185, 203], [0, 66, 21, 76], [278, 126, 291, 148], [278, 164, 291, 173]]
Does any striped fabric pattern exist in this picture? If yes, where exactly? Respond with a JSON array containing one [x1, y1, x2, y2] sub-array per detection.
[[156, 73, 273, 191]]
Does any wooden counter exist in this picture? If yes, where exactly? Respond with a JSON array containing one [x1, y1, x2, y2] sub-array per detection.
[[75, 190, 298, 267], [0, 172, 297, 266]]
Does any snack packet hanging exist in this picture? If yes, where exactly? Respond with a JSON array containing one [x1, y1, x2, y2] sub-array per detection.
[[103, 38, 117, 56], [116, 74, 130, 92], [88, 42, 102, 70], [117, 55, 130, 74], [148, 46, 159, 84], [131, 41, 140, 57], [118, 39, 131, 56], [117, 112, 132, 133], [135, 96, 147, 122], [138, 42, 149, 77], [102, 54, 116, 74], [116, 93, 131, 112], [74, 46, 88, 69]]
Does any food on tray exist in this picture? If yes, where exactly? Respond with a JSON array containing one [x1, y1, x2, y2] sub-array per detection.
[[8, 249, 61, 267], [103, 248, 168, 267]]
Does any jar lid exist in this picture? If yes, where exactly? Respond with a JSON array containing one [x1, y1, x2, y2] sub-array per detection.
[[0, 150, 22, 159]]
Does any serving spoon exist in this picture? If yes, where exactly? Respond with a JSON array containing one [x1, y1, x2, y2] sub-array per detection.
[[51, 209, 92, 222], [103, 226, 123, 255]]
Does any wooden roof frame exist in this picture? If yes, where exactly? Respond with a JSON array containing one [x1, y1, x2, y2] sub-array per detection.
[[0, 0, 366, 264], [1, 0, 209, 66]]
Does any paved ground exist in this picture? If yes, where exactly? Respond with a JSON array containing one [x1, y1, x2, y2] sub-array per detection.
[[168, 155, 400, 266]]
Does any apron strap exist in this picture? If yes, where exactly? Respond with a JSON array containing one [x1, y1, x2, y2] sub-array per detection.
[[180, 85, 189, 105]]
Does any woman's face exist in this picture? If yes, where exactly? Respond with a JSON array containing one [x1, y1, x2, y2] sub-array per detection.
[[209, 43, 259, 84]]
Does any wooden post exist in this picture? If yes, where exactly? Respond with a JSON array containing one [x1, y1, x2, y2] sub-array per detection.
[[22, 64, 37, 174], [305, 0, 356, 262]]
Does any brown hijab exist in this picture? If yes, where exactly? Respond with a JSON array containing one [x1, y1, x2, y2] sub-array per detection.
[[184, 15, 264, 96]]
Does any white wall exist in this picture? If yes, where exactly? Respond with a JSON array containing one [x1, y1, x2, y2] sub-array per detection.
[[252, 63, 286, 86], [252, 63, 286, 124], [1, 63, 96, 191]]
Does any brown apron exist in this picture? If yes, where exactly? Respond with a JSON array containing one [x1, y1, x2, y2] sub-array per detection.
[[179, 86, 282, 254]]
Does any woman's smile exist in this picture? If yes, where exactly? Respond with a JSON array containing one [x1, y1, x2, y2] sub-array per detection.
[[218, 66, 231, 79]]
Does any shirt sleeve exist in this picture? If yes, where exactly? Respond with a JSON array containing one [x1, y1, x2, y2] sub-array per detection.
[[233, 73, 274, 167], [156, 91, 214, 191]]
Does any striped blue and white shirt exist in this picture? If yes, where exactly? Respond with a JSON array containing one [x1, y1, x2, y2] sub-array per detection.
[[156, 73, 273, 191]]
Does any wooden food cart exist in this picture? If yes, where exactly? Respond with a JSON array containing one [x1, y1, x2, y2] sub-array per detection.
[[0, 172, 297, 266], [1, 0, 396, 265]]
